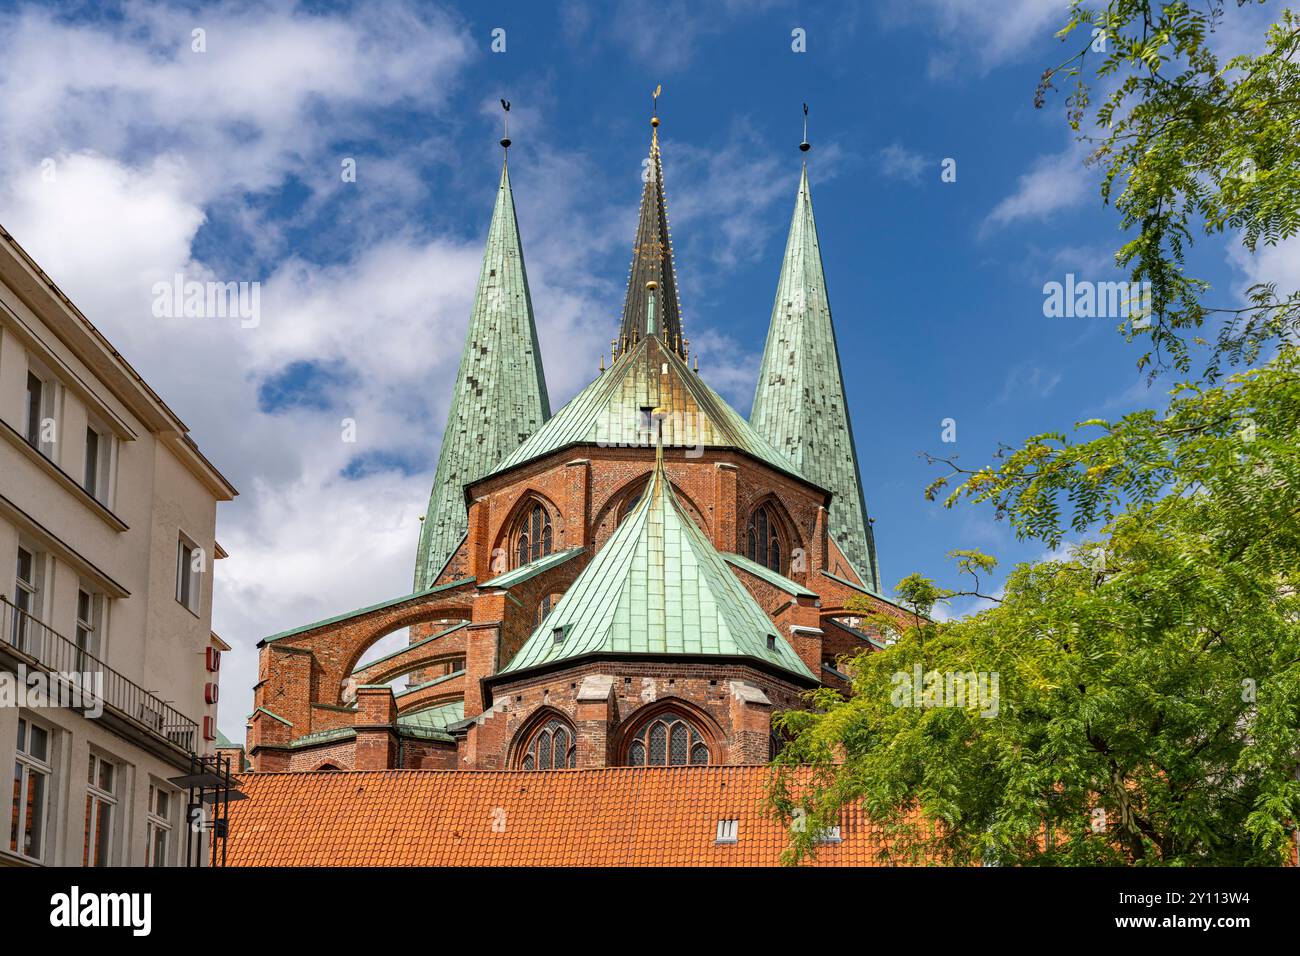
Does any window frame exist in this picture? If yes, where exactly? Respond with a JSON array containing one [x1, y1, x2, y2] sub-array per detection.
[[622, 708, 712, 767], [23, 364, 58, 459], [517, 715, 578, 771], [12, 543, 46, 655], [75, 586, 104, 661], [512, 502, 554, 569], [175, 533, 202, 615], [746, 503, 785, 574], [82, 419, 116, 506], [83, 752, 119, 867], [10, 716, 53, 863], [145, 782, 176, 867]]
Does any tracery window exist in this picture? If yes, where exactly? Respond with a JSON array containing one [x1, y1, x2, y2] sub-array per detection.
[[520, 717, 576, 770], [624, 710, 710, 767], [514, 503, 553, 567], [746, 504, 783, 573]]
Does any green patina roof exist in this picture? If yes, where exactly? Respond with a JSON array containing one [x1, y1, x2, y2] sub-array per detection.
[[479, 546, 584, 590], [750, 165, 880, 592], [414, 161, 552, 589], [395, 668, 464, 699], [396, 698, 464, 730], [722, 552, 817, 598], [488, 333, 805, 484], [396, 699, 464, 741], [258, 577, 474, 646], [499, 439, 815, 680]]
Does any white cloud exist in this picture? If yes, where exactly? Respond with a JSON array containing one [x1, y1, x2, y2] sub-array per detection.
[[0, 2, 812, 742], [878, 0, 1066, 77], [982, 144, 1090, 234], [998, 361, 1063, 403], [877, 143, 928, 184]]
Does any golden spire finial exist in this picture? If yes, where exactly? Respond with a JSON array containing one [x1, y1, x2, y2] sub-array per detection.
[[599, 352, 605, 372], [650, 83, 662, 150]]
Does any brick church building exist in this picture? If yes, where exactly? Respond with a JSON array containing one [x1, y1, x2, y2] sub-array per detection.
[[239, 107, 910, 778]]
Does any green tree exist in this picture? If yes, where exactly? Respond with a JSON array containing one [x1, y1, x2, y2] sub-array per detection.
[[770, 0, 1300, 865]]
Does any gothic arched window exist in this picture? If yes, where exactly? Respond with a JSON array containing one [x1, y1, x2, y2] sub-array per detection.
[[514, 503, 553, 568], [536, 592, 561, 626], [624, 710, 710, 767], [520, 717, 576, 770], [746, 504, 783, 573]]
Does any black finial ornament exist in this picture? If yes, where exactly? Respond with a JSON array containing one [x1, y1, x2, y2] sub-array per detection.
[[500, 99, 512, 149], [800, 102, 810, 153]]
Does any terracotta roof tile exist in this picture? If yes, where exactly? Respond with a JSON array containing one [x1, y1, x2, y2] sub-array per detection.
[[224, 766, 900, 867]]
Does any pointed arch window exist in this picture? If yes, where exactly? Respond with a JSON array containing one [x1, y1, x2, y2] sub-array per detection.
[[536, 592, 561, 626], [624, 710, 710, 767], [520, 717, 576, 770], [746, 504, 783, 573], [514, 503, 553, 568]]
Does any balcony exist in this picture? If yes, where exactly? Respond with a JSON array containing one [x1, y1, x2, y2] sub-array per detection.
[[0, 594, 198, 753]]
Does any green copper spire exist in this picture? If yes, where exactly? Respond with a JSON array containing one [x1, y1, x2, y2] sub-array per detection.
[[750, 164, 880, 592], [618, 114, 685, 358], [498, 436, 814, 680], [414, 159, 551, 589]]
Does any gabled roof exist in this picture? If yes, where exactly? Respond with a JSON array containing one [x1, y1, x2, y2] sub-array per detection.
[[486, 332, 807, 485], [414, 160, 551, 590], [224, 766, 905, 866], [498, 436, 814, 681], [750, 165, 880, 592], [617, 119, 685, 358]]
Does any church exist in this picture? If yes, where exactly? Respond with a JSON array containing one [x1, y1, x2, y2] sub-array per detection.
[[237, 104, 912, 780]]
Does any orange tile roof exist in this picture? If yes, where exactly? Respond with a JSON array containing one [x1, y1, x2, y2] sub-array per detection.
[[224, 766, 905, 866]]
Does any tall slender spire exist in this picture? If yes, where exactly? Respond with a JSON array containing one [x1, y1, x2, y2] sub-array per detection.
[[750, 161, 880, 592], [618, 88, 685, 358], [414, 154, 551, 589]]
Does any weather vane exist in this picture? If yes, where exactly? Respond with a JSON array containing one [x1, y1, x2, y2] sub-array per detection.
[[800, 102, 810, 153], [500, 99, 512, 150], [651, 84, 662, 128]]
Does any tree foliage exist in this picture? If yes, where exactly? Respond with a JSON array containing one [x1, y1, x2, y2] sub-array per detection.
[[769, 1, 1300, 866]]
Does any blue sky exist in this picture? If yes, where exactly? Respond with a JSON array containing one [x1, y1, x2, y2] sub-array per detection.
[[0, 0, 1288, 738]]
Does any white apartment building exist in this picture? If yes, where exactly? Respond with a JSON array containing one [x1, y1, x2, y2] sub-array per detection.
[[0, 226, 237, 867]]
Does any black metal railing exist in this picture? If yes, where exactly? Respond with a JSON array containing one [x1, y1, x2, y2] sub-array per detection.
[[0, 594, 198, 751]]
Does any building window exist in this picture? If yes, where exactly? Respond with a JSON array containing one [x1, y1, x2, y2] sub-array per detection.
[[625, 710, 710, 767], [536, 592, 562, 626], [145, 784, 175, 867], [746, 504, 783, 573], [83, 753, 118, 866], [12, 545, 44, 654], [520, 717, 576, 770], [24, 371, 44, 447], [176, 534, 202, 615], [76, 588, 103, 661], [514, 503, 553, 568], [11, 717, 52, 862], [83, 424, 114, 504]]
